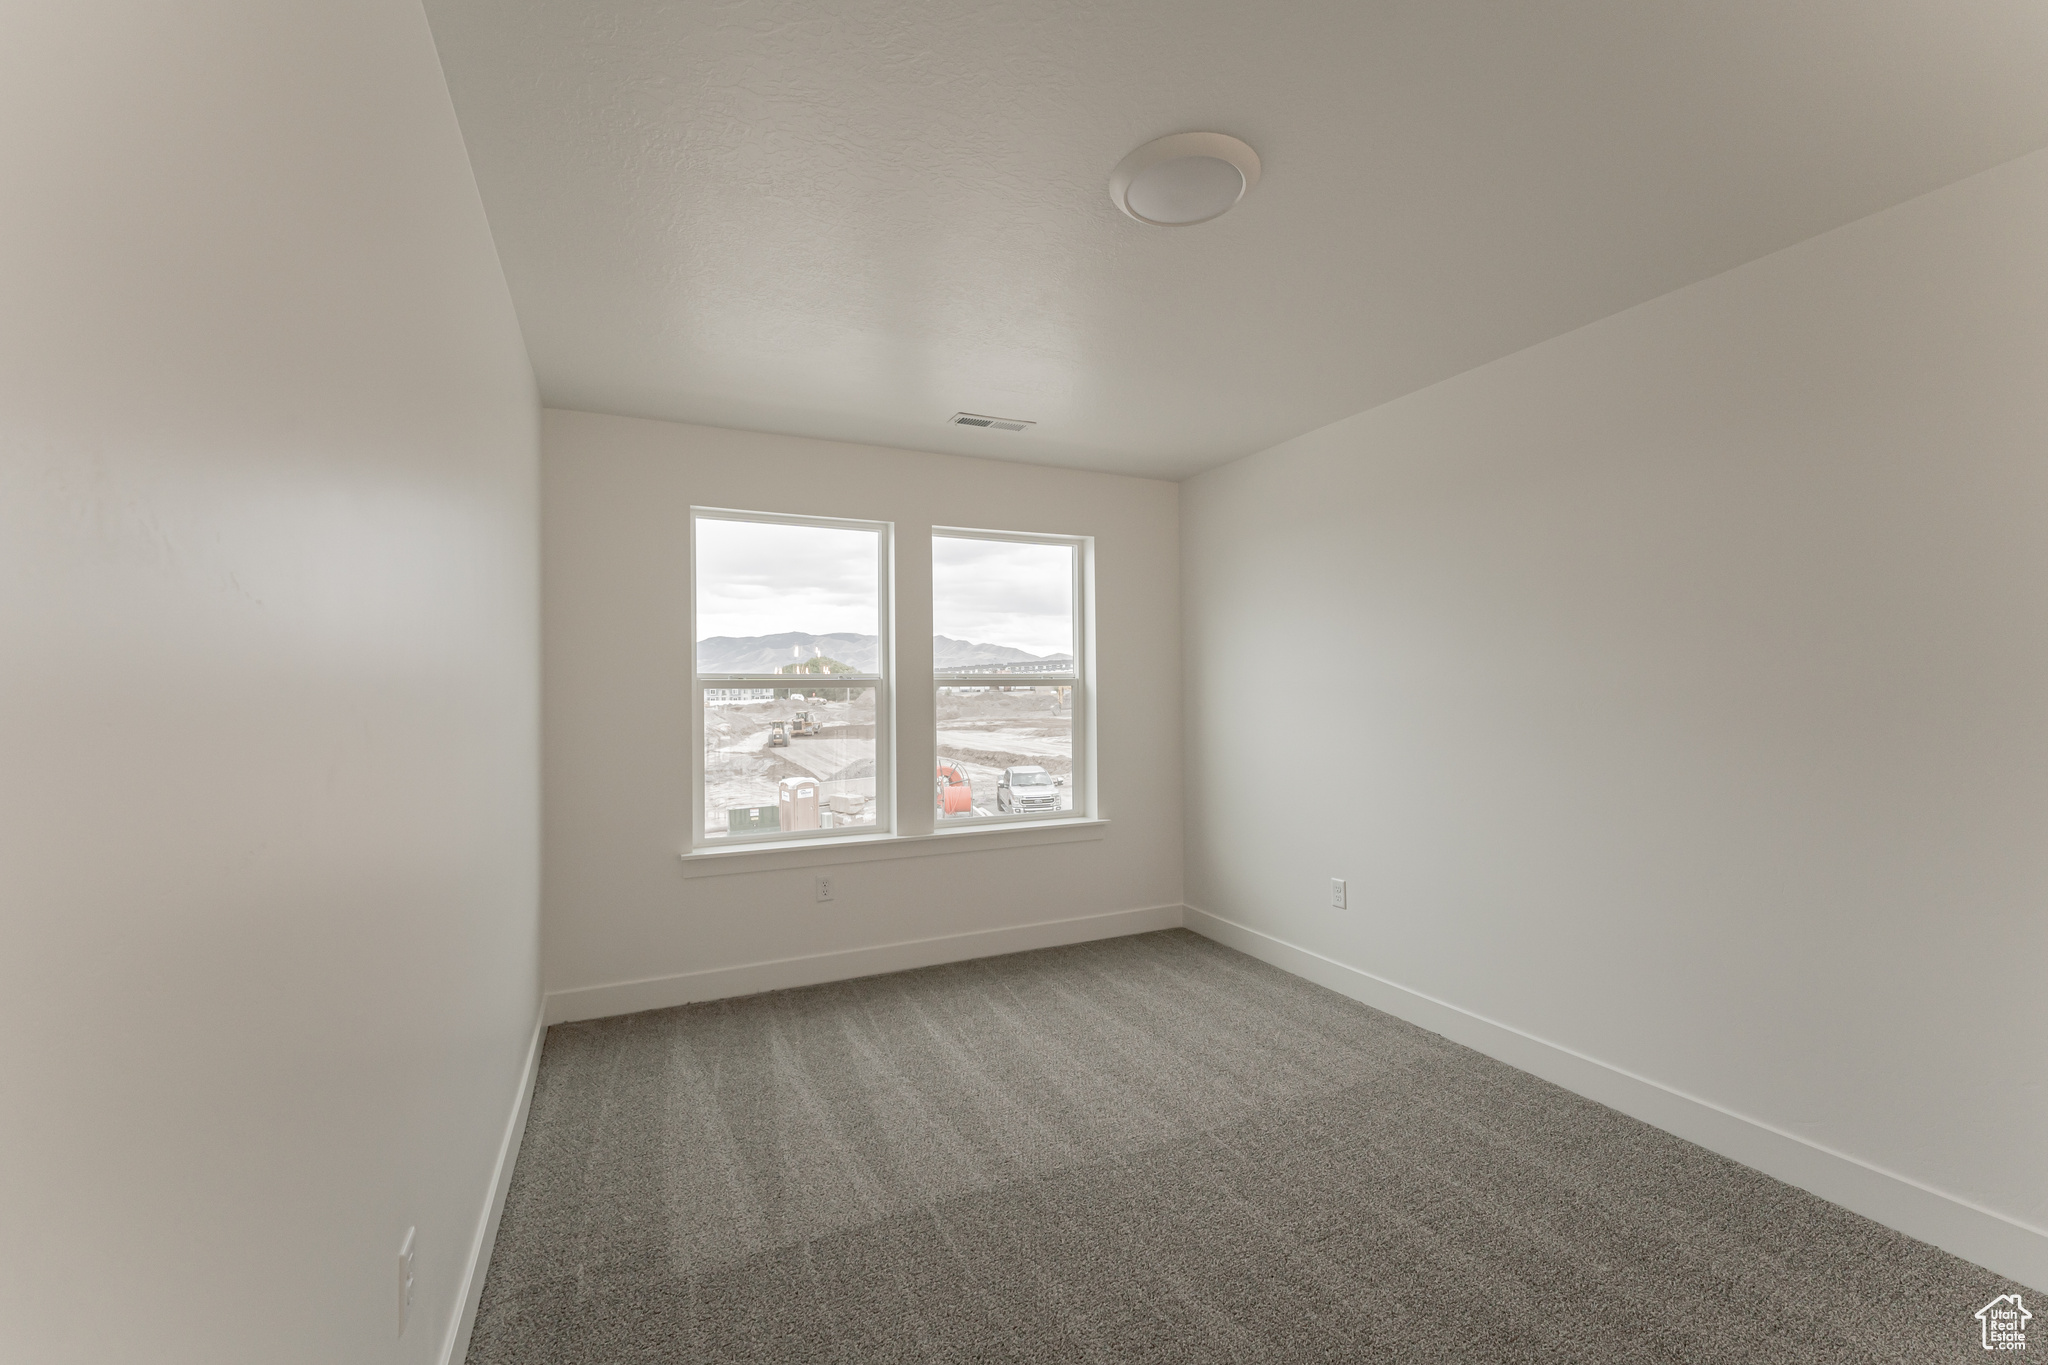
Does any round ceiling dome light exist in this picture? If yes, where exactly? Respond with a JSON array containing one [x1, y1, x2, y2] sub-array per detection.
[[1108, 131, 1261, 227]]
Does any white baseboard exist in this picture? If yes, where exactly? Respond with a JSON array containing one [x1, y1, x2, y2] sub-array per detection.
[[1184, 904, 2047, 1293], [439, 1005, 546, 1365], [543, 904, 1187, 1025]]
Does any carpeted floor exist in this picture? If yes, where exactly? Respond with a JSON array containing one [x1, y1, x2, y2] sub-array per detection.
[[468, 930, 2029, 1363]]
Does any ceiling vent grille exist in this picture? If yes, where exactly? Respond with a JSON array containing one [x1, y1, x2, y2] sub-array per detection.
[[949, 412, 1035, 432]]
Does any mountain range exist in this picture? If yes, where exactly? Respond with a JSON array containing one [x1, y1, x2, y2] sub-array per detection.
[[696, 632, 1069, 675]]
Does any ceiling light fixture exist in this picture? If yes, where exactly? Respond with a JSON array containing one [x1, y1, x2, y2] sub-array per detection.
[[1108, 132, 1261, 227]]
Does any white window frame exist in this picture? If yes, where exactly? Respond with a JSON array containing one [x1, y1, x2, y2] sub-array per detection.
[[931, 526, 1091, 829], [690, 507, 894, 849]]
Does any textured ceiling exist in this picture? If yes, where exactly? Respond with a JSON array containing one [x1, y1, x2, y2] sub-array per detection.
[[426, 1, 2048, 479]]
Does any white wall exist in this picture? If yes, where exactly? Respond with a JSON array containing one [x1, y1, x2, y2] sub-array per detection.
[[1183, 150, 2048, 1286], [542, 410, 1180, 1012], [0, 5, 540, 1363]]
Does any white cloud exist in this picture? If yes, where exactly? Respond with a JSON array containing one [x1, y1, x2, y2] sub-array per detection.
[[695, 518, 879, 640], [933, 536, 1073, 657], [694, 521, 1074, 658]]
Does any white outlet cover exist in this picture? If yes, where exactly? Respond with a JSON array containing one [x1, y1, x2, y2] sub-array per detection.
[[1331, 878, 1347, 910]]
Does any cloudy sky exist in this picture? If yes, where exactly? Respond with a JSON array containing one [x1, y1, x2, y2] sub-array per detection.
[[696, 518, 879, 640], [932, 535, 1072, 657], [695, 519, 1073, 657]]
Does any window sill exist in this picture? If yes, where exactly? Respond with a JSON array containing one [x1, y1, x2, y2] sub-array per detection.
[[678, 818, 1108, 878]]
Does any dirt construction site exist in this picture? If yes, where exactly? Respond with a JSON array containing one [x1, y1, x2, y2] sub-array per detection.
[[704, 687, 1072, 833], [935, 688, 1073, 817], [704, 693, 878, 835]]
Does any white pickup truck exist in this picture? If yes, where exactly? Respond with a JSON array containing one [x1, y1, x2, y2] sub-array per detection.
[[995, 765, 1064, 814]]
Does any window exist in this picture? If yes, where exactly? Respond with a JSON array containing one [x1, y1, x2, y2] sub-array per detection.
[[692, 510, 891, 845], [933, 530, 1086, 824]]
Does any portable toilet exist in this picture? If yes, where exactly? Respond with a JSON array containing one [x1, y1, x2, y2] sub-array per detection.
[[778, 776, 821, 831]]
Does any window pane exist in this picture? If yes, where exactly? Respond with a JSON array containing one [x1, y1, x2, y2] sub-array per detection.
[[697, 518, 879, 674], [935, 685, 1073, 821], [705, 688, 878, 838], [932, 536, 1073, 671]]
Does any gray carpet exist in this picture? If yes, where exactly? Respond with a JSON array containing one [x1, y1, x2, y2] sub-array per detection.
[[468, 930, 2031, 1363]]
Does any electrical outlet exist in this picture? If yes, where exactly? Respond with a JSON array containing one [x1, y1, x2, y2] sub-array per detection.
[[398, 1227, 416, 1337], [1331, 878, 1347, 910], [815, 875, 834, 903]]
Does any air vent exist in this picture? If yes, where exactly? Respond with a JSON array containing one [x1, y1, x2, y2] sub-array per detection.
[[948, 412, 1035, 432]]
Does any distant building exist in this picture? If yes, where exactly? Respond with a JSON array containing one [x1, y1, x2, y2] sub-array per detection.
[[934, 656, 1075, 677], [705, 688, 775, 703], [996, 658, 1076, 675]]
